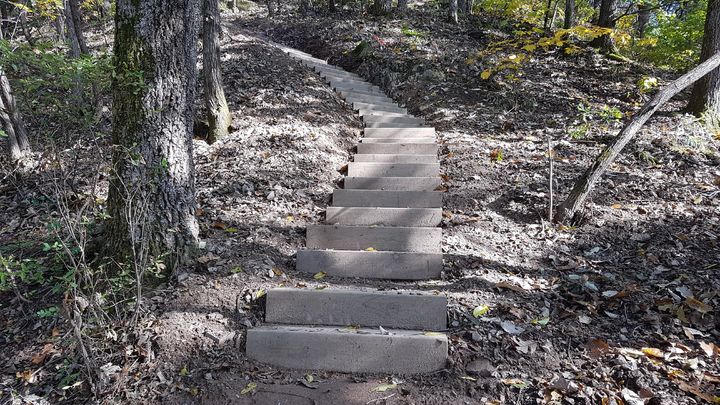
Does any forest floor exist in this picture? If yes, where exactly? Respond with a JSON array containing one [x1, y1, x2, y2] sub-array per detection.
[[1, 3, 719, 405]]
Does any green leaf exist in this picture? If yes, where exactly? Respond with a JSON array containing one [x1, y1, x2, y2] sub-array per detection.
[[179, 366, 189, 377], [313, 271, 326, 280]]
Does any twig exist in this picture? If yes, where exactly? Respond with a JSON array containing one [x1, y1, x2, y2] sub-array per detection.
[[367, 393, 396, 404]]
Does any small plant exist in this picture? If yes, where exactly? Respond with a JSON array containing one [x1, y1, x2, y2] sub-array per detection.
[[36, 306, 59, 318], [598, 105, 623, 124], [490, 148, 504, 162], [570, 123, 590, 139], [637, 76, 659, 93], [401, 26, 426, 38]]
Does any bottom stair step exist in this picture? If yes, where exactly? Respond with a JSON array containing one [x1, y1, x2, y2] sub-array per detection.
[[296, 250, 442, 280], [246, 325, 448, 374]]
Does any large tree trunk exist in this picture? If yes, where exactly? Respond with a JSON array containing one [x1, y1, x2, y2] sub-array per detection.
[[203, 0, 232, 144], [564, 0, 574, 28], [589, 0, 616, 52], [449, 0, 458, 23], [0, 69, 31, 161], [556, 52, 720, 224], [688, 0, 720, 116], [106, 0, 200, 276]]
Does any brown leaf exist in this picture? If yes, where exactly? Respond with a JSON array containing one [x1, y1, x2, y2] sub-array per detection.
[[586, 339, 611, 359], [685, 297, 713, 314], [677, 381, 719, 404], [700, 341, 719, 357], [641, 347, 664, 359], [31, 344, 55, 365]]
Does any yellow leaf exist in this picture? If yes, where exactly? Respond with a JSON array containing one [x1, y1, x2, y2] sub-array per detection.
[[240, 382, 257, 395], [313, 271, 326, 280], [611, 203, 622, 209], [365, 247, 377, 251], [480, 70, 492, 80], [179, 366, 189, 377], [641, 347, 664, 358], [472, 305, 489, 317], [423, 331, 444, 336], [371, 383, 397, 392], [522, 44, 537, 52]]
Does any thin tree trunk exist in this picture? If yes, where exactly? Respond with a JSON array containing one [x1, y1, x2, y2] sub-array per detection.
[[635, 3, 650, 38], [329, 0, 336, 12], [556, 52, 720, 224], [543, 0, 553, 30], [688, 0, 720, 116], [458, 0, 466, 14], [465, 0, 473, 14], [550, 0, 560, 29], [267, 0, 275, 16], [55, 5, 66, 43], [0, 69, 30, 157], [0, 95, 23, 161], [227, 0, 239, 11], [203, 0, 232, 143], [67, 0, 88, 54], [107, 0, 200, 275], [372, 0, 392, 14], [563, 0, 574, 28], [449, 0, 458, 23], [397, 0, 408, 11]]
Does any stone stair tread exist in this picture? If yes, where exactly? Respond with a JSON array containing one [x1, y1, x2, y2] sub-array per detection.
[[352, 102, 406, 113], [335, 86, 388, 98], [353, 154, 437, 163], [264, 288, 447, 330], [364, 127, 435, 138], [361, 138, 436, 144], [326, 207, 442, 226], [332, 189, 443, 208], [358, 110, 412, 118], [296, 249, 442, 280], [364, 122, 430, 128], [306, 224, 441, 253], [356, 143, 438, 155], [363, 116, 424, 124], [347, 162, 439, 177], [246, 325, 448, 374], [343, 176, 442, 191]]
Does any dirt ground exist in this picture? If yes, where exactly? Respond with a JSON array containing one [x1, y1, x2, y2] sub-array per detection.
[[1, 4, 719, 405]]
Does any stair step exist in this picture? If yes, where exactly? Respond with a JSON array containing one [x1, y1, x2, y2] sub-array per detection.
[[296, 250, 443, 280], [306, 225, 441, 253], [246, 325, 448, 374], [357, 142, 438, 155], [358, 110, 411, 118], [317, 68, 360, 80], [332, 190, 443, 208], [353, 102, 406, 113], [328, 77, 378, 88], [363, 116, 424, 125], [333, 84, 382, 94], [365, 127, 435, 138], [265, 288, 447, 330], [343, 93, 395, 104], [343, 176, 441, 191], [347, 162, 439, 177], [361, 138, 436, 144], [364, 122, 429, 128], [335, 86, 387, 98], [326, 207, 442, 226], [354, 154, 437, 163]]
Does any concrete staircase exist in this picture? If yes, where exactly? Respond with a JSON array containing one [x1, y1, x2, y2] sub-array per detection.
[[245, 45, 448, 374]]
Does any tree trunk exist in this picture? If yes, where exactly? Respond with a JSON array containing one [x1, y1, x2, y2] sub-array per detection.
[[449, 0, 458, 23], [543, 0, 553, 30], [635, 3, 650, 38], [0, 69, 30, 161], [589, 0, 616, 52], [266, 0, 275, 16], [55, 5, 66, 43], [556, 52, 720, 224], [458, 0, 466, 14], [67, 0, 88, 54], [329, 0, 336, 12], [106, 0, 200, 276], [203, 0, 232, 144], [688, 0, 720, 116], [397, 0, 407, 12], [550, 0, 560, 29], [464, 0, 473, 14], [564, 0, 574, 28], [227, 0, 239, 11], [372, 0, 392, 14]]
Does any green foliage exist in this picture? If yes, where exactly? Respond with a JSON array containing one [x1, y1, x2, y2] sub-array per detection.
[[401, 26, 426, 38], [36, 306, 59, 318], [637, 76, 659, 93], [351, 40, 372, 59], [0, 40, 112, 125]]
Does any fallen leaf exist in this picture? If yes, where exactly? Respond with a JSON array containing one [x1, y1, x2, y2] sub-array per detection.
[[313, 271, 326, 280], [677, 381, 720, 404], [700, 341, 719, 357], [31, 344, 55, 365], [500, 320, 525, 335], [501, 378, 528, 389], [641, 347, 664, 359], [364, 247, 377, 252], [586, 339, 611, 359], [685, 297, 713, 314], [371, 383, 397, 392], [241, 382, 257, 395], [472, 305, 489, 317], [480, 69, 492, 80]]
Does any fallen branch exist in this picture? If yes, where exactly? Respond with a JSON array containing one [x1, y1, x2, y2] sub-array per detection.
[[555, 51, 720, 224]]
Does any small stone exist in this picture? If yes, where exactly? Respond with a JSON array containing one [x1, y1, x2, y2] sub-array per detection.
[[205, 373, 213, 380], [471, 331, 482, 342], [451, 320, 460, 327], [466, 358, 495, 377]]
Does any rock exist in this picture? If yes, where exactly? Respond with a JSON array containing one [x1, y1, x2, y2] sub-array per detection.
[[466, 358, 495, 377]]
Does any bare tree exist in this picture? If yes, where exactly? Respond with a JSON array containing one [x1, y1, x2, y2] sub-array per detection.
[[203, 0, 232, 143], [0, 69, 30, 162], [556, 52, 720, 223], [449, 0, 458, 23]]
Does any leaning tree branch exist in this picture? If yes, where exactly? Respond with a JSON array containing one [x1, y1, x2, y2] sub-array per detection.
[[555, 51, 720, 224]]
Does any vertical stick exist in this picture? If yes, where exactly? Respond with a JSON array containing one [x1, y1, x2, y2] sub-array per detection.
[[548, 136, 554, 223]]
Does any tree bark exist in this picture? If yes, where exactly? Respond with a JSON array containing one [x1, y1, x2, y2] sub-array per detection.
[[106, 0, 200, 275], [556, 52, 720, 224], [397, 0, 408, 12], [203, 0, 232, 144], [0, 68, 30, 161], [329, 0, 336, 12], [372, 0, 392, 14], [67, 0, 88, 54], [564, 0, 574, 28], [449, 0, 458, 23], [589, 0, 616, 52], [635, 3, 650, 38], [688, 0, 720, 116], [543, 0, 553, 30]]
